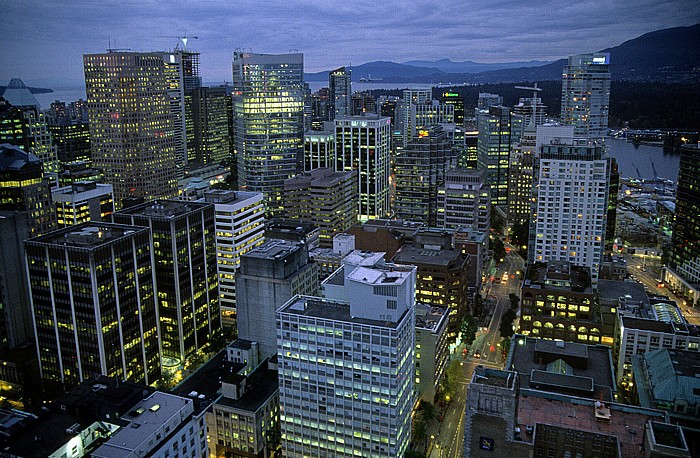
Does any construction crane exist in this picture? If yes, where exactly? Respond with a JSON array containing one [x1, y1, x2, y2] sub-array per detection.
[[632, 163, 643, 179], [515, 83, 542, 125], [650, 160, 659, 181], [156, 35, 199, 50]]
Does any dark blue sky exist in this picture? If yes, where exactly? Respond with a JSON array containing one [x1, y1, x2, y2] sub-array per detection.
[[2, 0, 699, 87]]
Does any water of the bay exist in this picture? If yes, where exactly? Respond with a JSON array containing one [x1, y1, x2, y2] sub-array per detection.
[[606, 137, 681, 183]]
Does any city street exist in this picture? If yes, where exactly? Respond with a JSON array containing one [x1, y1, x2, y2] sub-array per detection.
[[426, 243, 525, 458]]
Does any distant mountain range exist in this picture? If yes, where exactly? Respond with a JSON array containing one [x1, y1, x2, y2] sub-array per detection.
[[305, 24, 700, 84]]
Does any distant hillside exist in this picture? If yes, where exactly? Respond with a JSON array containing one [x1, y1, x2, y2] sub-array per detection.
[[305, 24, 700, 84], [401, 58, 551, 74]]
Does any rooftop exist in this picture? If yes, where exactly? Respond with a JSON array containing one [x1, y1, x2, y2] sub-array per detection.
[[517, 395, 665, 457], [172, 350, 245, 413], [244, 239, 304, 260], [415, 303, 449, 333], [279, 296, 409, 329], [0, 143, 41, 172], [523, 261, 592, 294], [217, 360, 279, 413], [27, 222, 148, 248], [115, 199, 210, 219], [508, 336, 616, 402], [394, 243, 465, 267], [92, 391, 193, 458], [597, 279, 649, 306]]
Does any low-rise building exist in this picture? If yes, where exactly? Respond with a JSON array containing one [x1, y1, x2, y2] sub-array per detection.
[[0, 376, 208, 458], [463, 336, 680, 458], [520, 261, 615, 346], [631, 348, 700, 425]]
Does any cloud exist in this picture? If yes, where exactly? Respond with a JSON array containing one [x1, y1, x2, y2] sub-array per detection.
[[1, 0, 698, 87]]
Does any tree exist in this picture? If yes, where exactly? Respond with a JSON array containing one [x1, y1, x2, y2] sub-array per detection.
[[508, 293, 520, 310], [510, 220, 530, 252], [499, 309, 517, 338], [412, 419, 428, 453], [405, 450, 426, 458], [460, 314, 478, 346], [421, 400, 436, 422], [491, 236, 506, 263], [472, 293, 485, 318]]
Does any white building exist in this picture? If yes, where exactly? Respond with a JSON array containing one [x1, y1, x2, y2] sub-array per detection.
[[334, 115, 391, 221], [198, 190, 265, 327], [277, 257, 415, 457], [92, 391, 208, 458], [561, 53, 611, 138], [529, 137, 609, 285]]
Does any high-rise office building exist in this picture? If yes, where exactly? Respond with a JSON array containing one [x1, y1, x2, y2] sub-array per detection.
[[199, 190, 265, 329], [0, 143, 56, 235], [304, 130, 335, 171], [0, 144, 56, 350], [529, 138, 609, 285], [477, 105, 522, 207], [52, 181, 114, 227], [561, 53, 611, 138], [395, 126, 451, 226], [507, 121, 537, 226], [0, 80, 59, 174], [477, 92, 502, 112], [84, 52, 178, 206], [232, 52, 305, 217], [163, 50, 201, 170], [278, 256, 415, 457], [0, 212, 31, 349], [283, 167, 357, 247], [666, 144, 700, 306], [47, 119, 91, 165], [437, 167, 491, 233], [441, 91, 465, 125], [186, 86, 232, 168], [350, 92, 376, 116], [25, 223, 160, 388], [237, 240, 318, 359], [334, 115, 392, 221], [329, 66, 351, 120], [113, 200, 220, 364]]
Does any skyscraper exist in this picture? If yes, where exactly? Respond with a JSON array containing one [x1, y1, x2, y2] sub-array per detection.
[[25, 223, 160, 388], [666, 144, 700, 306], [334, 115, 392, 221], [328, 66, 351, 120], [232, 52, 305, 217], [529, 137, 609, 285], [395, 125, 451, 226], [507, 121, 537, 226], [277, 255, 415, 457], [0, 80, 59, 174], [560, 53, 611, 138], [84, 52, 178, 206], [186, 86, 232, 168], [477, 105, 522, 206], [0, 144, 56, 350], [113, 200, 220, 364], [163, 50, 201, 170]]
